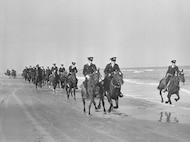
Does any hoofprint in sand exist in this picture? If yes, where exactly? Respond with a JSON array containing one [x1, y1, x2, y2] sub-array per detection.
[[0, 76, 190, 142]]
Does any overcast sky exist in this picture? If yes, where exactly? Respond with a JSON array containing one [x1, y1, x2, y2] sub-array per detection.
[[0, 0, 190, 73]]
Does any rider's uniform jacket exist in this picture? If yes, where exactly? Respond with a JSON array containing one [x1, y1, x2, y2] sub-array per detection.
[[69, 66, 78, 74], [104, 63, 120, 77], [51, 66, 58, 74], [83, 63, 97, 76], [59, 67, 65, 73], [166, 65, 179, 76]]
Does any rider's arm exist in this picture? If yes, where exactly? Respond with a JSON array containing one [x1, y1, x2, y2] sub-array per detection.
[[165, 66, 170, 77], [104, 64, 109, 75], [83, 65, 87, 76], [92, 64, 97, 72]]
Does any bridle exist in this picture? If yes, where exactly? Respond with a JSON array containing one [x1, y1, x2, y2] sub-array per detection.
[[111, 79, 121, 88]]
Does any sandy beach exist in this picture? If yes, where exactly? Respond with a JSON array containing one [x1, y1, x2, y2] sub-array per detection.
[[0, 76, 190, 142]]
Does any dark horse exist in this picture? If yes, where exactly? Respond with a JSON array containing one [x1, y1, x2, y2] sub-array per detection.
[[66, 72, 77, 100], [34, 71, 42, 90], [157, 70, 185, 104], [105, 71, 124, 113], [81, 70, 106, 115]]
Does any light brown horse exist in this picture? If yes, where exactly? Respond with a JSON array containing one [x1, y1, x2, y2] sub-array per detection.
[[81, 70, 106, 115], [157, 70, 185, 104], [59, 71, 68, 89], [49, 72, 58, 93]]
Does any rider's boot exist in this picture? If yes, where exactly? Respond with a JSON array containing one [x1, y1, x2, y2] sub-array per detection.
[[118, 88, 123, 97]]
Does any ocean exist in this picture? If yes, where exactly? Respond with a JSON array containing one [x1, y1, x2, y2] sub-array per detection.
[[77, 66, 190, 110]]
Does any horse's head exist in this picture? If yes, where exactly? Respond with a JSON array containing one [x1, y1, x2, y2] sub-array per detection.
[[90, 70, 101, 84], [112, 71, 124, 87], [178, 69, 185, 84]]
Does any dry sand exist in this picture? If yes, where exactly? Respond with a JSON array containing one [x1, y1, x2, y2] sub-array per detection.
[[0, 76, 190, 142]]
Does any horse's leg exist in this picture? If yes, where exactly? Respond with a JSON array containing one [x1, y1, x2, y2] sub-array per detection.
[[114, 98, 119, 109], [88, 99, 93, 115], [97, 98, 101, 109], [107, 95, 113, 113], [70, 87, 73, 97], [53, 82, 56, 93], [175, 91, 180, 102], [102, 96, 106, 114], [165, 92, 172, 104], [160, 89, 164, 103], [67, 87, 69, 99], [92, 99, 98, 111], [35, 83, 37, 90], [82, 98, 86, 113], [74, 89, 76, 101]]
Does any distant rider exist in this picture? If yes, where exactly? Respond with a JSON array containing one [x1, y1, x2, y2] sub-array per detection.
[[68, 62, 78, 89]]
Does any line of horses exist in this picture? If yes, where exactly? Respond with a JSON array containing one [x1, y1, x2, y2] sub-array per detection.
[[22, 68, 78, 100], [22, 67, 124, 115], [22, 67, 186, 116]]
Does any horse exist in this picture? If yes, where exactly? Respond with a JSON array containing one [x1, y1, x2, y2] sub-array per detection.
[[5, 70, 11, 77], [105, 71, 124, 113], [59, 71, 68, 89], [49, 72, 58, 93], [11, 70, 16, 78], [81, 70, 106, 115], [34, 73, 42, 90], [66, 72, 77, 100], [157, 70, 185, 104]]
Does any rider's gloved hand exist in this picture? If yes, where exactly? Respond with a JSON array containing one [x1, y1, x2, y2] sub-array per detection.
[[86, 75, 90, 79]]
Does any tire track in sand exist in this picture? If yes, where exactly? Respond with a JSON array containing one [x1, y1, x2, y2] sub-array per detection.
[[11, 89, 59, 142]]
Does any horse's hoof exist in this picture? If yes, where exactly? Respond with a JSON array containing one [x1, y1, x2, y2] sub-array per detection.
[[175, 98, 178, 102], [97, 105, 101, 109], [114, 106, 118, 109], [165, 101, 168, 104]]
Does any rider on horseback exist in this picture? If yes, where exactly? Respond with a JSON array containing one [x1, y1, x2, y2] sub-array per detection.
[[59, 64, 65, 75], [51, 63, 59, 84], [163, 60, 179, 92], [83, 57, 97, 92], [68, 62, 78, 89], [51, 63, 58, 74], [104, 57, 123, 97]]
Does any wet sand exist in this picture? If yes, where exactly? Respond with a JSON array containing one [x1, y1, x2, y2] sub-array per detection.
[[0, 76, 190, 142]]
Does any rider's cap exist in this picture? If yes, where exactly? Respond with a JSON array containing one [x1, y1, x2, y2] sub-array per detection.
[[61, 64, 64, 66], [171, 60, 176, 63], [53, 63, 56, 65], [88, 57, 93, 61], [110, 57, 116, 62], [72, 62, 76, 65]]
